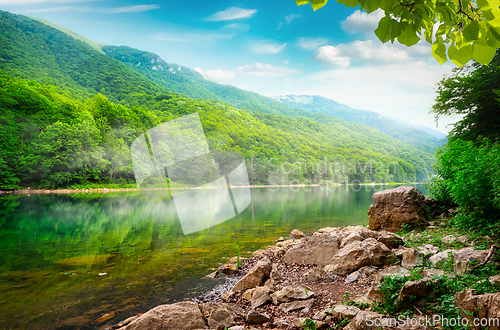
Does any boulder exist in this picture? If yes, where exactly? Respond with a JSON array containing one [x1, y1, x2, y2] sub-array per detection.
[[251, 287, 271, 309], [231, 257, 272, 292], [401, 248, 424, 269], [246, 310, 270, 324], [367, 186, 428, 232], [398, 278, 437, 307], [365, 266, 410, 303], [291, 229, 306, 239], [338, 226, 379, 245], [317, 227, 341, 234], [270, 285, 314, 305], [117, 302, 208, 330], [428, 249, 454, 266], [453, 247, 490, 273], [281, 233, 341, 266], [325, 238, 397, 275], [202, 304, 235, 330], [377, 231, 404, 249], [279, 299, 315, 312], [455, 289, 500, 330], [303, 266, 335, 282], [342, 310, 386, 330], [416, 244, 439, 256], [489, 274, 500, 285], [327, 305, 360, 323]]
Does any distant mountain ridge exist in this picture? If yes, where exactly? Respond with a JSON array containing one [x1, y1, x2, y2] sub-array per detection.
[[273, 94, 446, 153]]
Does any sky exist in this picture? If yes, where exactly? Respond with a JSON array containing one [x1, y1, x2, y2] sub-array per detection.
[[0, 0, 459, 133]]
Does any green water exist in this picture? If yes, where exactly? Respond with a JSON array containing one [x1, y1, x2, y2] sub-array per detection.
[[0, 184, 428, 329]]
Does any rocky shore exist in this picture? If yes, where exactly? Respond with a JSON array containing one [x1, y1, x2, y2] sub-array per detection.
[[106, 186, 500, 330]]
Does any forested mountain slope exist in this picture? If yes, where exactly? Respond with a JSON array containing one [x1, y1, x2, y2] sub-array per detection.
[[0, 10, 436, 189], [274, 94, 446, 153]]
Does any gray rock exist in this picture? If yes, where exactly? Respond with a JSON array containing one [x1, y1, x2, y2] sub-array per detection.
[[282, 232, 341, 266], [116, 302, 208, 330], [417, 244, 439, 256], [270, 285, 314, 304], [429, 249, 454, 266], [303, 266, 334, 282], [453, 247, 490, 273], [231, 257, 272, 293], [377, 230, 404, 249], [328, 305, 360, 323], [367, 186, 428, 232], [246, 310, 270, 324], [251, 287, 271, 309], [279, 299, 315, 312], [313, 311, 327, 320], [401, 248, 423, 269], [345, 270, 360, 283]]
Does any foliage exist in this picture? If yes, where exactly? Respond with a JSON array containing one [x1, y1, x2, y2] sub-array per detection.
[[432, 51, 500, 141], [427, 136, 500, 228], [301, 318, 318, 330], [295, 0, 500, 66]]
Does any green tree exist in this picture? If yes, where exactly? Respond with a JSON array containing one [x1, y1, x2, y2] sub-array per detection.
[[432, 50, 500, 140], [296, 0, 500, 66]]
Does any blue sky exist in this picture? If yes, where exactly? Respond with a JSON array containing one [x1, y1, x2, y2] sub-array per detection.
[[0, 0, 457, 132]]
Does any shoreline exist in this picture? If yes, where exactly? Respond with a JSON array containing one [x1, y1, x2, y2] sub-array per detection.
[[0, 182, 424, 195]]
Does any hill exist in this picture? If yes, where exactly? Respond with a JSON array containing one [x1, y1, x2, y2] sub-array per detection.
[[273, 94, 447, 153], [0, 10, 436, 189]]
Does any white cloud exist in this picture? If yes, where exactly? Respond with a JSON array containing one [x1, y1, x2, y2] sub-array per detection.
[[236, 63, 300, 77], [204, 7, 257, 21], [298, 37, 328, 50], [0, 0, 100, 4], [341, 9, 384, 35], [285, 14, 300, 24], [284, 60, 289, 64], [194, 67, 235, 79], [222, 23, 250, 32], [252, 42, 287, 54], [312, 40, 416, 67]]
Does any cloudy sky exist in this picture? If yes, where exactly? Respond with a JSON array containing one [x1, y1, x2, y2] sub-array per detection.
[[0, 0, 458, 132]]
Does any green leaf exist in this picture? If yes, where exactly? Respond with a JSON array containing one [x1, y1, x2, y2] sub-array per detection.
[[489, 24, 500, 41], [311, 0, 329, 10], [295, 0, 311, 5], [363, 0, 381, 13], [380, 0, 395, 12], [486, 30, 500, 47], [477, 0, 489, 9], [375, 16, 401, 43], [432, 39, 448, 64], [472, 43, 496, 64], [448, 41, 473, 66], [463, 20, 480, 41], [398, 25, 422, 46], [338, 0, 359, 6]]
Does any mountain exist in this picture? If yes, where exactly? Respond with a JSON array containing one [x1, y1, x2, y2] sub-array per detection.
[[387, 116, 446, 139], [273, 94, 447, 153], [0, 10, 437, 189]]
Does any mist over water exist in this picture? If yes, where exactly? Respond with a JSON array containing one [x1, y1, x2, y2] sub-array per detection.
[[0, 184, 428, 329]]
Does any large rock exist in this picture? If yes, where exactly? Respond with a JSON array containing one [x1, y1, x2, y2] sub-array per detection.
[[455, 289, 500, 330], [281, 232, 340, 266], [398, 278, 437, 307], [246, 310, 270, 324], [401, 248, 424, 269], [325, 238, 397, 275], [251, 287, 271, 309], [231, 257, 272, 292], [270, 285, 314, 305], [377, 231, 404, 249], [428, 249, 454, 266], [279, 299, 315, 312], [303, 266, 335, 282], [117, 302, 208, 330], [367, 186, 429, 232], [200, 303, 249, 330], [453, 247, 490, 274]]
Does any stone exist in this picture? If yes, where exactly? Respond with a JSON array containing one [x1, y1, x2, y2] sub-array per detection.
[[421, 268, 445, 279], [441, 235, 456, 245], [116, 302, 208, 330], [279, 299, 315, 313], [228, 327, 245, 330], [365, 266, 410, 304], [341, 232, 365, 247], [325, 238, 397, 275], [398, 278, 437, 307], [489, 275, 500, 285], [273, 318, 290, 328], [317, 227, 341, 234], [455, 289, 500, 330], [401, 248, 423, 269], [417, 244, 439, 256], [270, 285, 314, 305], [338, 226, 379, 245], [301, 307, 310, 313], [392, 246, 409, 258], [345, 270, 360, 283], [242, 288, 256, 301], [457, 235, 468, 244], [328, 305, 360, 323], [251, 287, 271, 309], [303, 266, 334, 282], [281, 232, 341, 266], [313, 311, 327, 320], [200, 303, 249, 330], [291, 229, 306, 239], [276, 239, 293, 248], [116, 316, 139, 328], [246, 310, 270, 325], [453, 247, 490, 273], [292, 318, 307, 330], [377, 231, 404, 249], [231, 257, 272, 292], [428, 249, 454, 266], [367, 186, 428, 232], [343, 310, 385, 330]]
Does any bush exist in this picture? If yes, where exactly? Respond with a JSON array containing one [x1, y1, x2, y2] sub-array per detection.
[[427, 137, 500, 229]]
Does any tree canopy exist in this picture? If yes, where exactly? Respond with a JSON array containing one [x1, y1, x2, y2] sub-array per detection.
[[296, 0, 500, 66]]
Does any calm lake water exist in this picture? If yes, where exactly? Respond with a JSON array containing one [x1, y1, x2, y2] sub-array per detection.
[[0, 184, 428, 329]]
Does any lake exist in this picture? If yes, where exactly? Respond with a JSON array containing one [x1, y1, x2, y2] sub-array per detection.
[[0, 184, 428, 329]]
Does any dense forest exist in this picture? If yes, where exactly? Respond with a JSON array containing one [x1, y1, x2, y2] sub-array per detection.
[[0, 10, 437, 190]]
